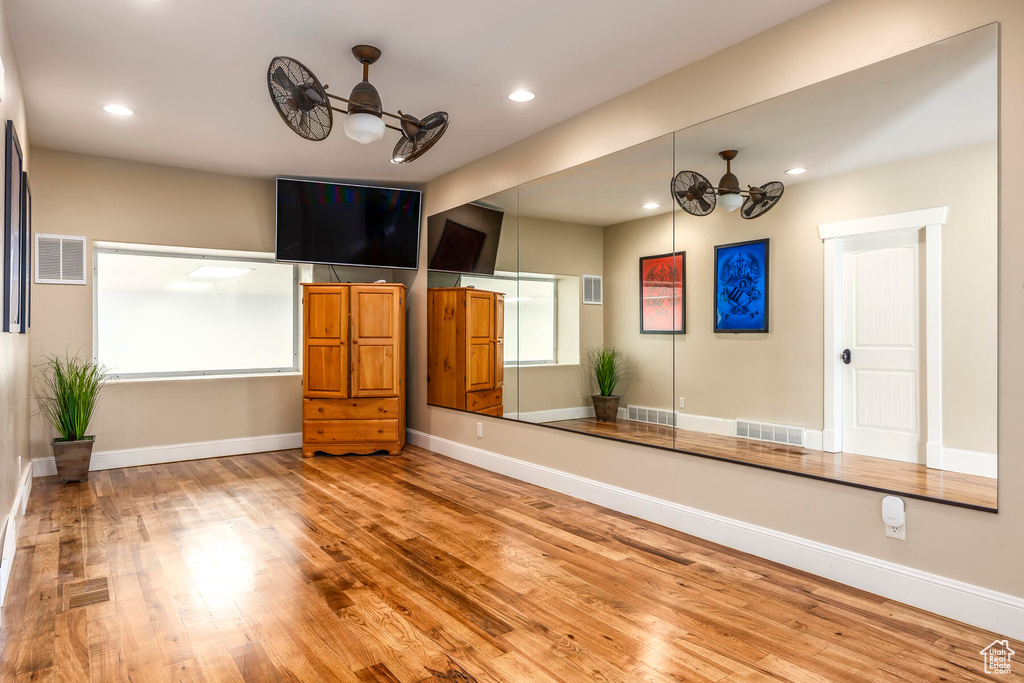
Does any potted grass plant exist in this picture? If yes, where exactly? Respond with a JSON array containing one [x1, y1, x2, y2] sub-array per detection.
[[37, 353, 108, 484], [588, 347, 626, 422]]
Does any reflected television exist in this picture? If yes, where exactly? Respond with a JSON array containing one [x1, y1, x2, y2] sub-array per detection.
[[426, 202, 504, 276]]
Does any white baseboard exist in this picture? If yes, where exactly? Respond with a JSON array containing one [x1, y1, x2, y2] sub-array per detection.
[[942, 447, 997, 479], [676, 412, 736, 436], [522, 405, 823, 451], [407, 428, 1024, 640], [518, 406, 594, 424], [1, 464, 33, 613], [32, 432, 301, 477]]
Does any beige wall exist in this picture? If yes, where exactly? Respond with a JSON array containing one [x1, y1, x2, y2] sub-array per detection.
[[0, 0, 31, 542], [518, 217, 604, 414], [600, 142, 996, 455], [28, 149, 301, 457], [414, 0, 1022, 597]]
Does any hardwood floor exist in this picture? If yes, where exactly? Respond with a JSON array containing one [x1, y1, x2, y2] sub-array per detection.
[[1, 446, 1016, 682], [546, 418, 998, 511]]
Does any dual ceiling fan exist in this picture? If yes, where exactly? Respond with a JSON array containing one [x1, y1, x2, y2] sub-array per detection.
[[267, 45, 449, 164], [672, 150, 784, 219]]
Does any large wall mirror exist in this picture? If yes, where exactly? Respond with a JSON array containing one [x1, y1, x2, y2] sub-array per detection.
[[426, 24, 998, 511]]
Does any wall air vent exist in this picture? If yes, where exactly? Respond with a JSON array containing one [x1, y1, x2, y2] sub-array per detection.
[[627, 404, 677, 427], [35, 234, 86, 285], [735, 419, 805, 448], [582, 274, 602, 305]]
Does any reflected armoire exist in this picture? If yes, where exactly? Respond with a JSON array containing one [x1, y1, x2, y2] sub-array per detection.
[[301, 282, 406, 457], [427, 287, 504, 416]]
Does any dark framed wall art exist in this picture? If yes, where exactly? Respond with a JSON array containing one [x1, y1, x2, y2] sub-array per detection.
[[639, 251, 685, 334], [3, 120, 22, 333], [714, 238, 769, 333], [21, 171, 30, 331]]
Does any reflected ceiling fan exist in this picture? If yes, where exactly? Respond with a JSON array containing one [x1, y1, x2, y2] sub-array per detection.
[[267, 46, 449, 164], [672, 150, 784, 219]]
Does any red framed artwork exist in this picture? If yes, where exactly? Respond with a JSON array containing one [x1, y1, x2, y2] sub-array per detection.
[[639, 251, 685, 334]]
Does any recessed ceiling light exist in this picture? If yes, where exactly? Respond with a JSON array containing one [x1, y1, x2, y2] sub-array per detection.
[[166, 281, 212, 291], [786, 167, 807, 175], [187, 266, 254, 279], [103, 104, 135, 116], [508, 90, 535, 103], [642, 202, 660, 209]]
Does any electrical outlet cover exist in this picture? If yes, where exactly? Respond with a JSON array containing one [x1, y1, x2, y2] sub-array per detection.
[[885, 523, 906, 540]]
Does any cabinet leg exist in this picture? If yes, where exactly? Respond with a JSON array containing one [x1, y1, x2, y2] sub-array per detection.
[[388, 450, 402, 456], [302, 450, 316, 459]]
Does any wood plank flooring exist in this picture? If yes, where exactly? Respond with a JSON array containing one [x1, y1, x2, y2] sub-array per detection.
[[1, 445, 1016, 682], [547, 418, 997, 511]]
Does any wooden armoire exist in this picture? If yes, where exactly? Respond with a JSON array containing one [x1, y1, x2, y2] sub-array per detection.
[[427, 287, 504, 416], [301, 283, 406, 457]]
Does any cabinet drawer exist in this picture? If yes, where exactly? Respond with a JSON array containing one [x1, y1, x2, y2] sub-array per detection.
[[303, 419, 400, 443], [304, 397, 400, 420], [467, 387, 502, 412], [477, 404, 503, 417]]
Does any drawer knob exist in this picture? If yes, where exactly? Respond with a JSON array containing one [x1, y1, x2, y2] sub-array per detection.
[[318, 407, 324, 412], [378, 428, 384, 433], [317, 429, 323, 434]]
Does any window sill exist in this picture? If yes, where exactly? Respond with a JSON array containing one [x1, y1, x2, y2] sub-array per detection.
[[107, 371, 302, 384], [508, 362, 581, 369]]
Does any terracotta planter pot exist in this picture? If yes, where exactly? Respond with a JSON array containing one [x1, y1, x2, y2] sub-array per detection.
[[52, 438, 94, 484], [591, 395, 621, 422]]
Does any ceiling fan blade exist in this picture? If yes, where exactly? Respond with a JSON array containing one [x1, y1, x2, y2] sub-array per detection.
[[271, 66, 294, 93]]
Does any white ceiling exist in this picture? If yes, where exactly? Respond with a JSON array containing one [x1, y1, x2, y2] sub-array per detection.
[[516, 25, 997, 226], [8, 0, 829, 184]]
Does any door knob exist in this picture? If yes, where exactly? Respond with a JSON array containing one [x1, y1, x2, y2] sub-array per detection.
[[841, 349, 852, 365]]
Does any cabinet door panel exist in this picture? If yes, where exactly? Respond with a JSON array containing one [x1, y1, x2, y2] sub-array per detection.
[[303, 288, 348, 397], [350, 286, 401, 397], [466, 291, 495, 391], [494, 294, 504, 388], [307, 292, 342, 339]]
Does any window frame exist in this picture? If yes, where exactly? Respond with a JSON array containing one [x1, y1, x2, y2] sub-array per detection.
[[93, 244, 300, 381]]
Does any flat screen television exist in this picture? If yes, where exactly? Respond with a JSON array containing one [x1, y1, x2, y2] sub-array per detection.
[[275, 178, 422, 270], [426, 202, 504, 276]]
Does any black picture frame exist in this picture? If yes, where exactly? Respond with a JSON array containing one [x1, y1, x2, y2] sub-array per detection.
[[21, 172, 30, 332], [639, 251, 686, 334], [713, 238, 770, 334], [2, 120, 22, 334]]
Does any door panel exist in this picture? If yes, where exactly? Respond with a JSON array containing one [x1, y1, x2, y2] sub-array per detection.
[[840, 232, 921, 463], [466, 291, 495, 391], [350, 286, 401, 397], [494, 295, 504, 389], [304, 288, 348, 398]]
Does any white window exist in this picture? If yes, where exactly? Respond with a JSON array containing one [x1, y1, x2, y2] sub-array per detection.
[[95, 246, 297, 379], [460, 272, 556, 365]]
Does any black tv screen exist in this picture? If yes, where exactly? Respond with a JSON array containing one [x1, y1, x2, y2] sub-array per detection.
[[276, 178, 422, 269], [426, 202, 504, 276]]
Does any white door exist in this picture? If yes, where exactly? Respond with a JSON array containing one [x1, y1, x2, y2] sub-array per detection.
[[839, 231, 922, 463]]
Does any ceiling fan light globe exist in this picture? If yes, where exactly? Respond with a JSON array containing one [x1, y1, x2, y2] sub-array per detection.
[[718, 192, 744, 213], [344, 113, 386, 144]]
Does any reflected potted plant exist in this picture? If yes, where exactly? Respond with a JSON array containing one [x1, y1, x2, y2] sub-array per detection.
[[588, 347, 626, 422], [36, 353, 109, 484]]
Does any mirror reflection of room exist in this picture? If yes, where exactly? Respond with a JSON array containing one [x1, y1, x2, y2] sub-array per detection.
[[517, 135, 675, 445], [426, 188, 518, 417], [461, 25, 997, 510]]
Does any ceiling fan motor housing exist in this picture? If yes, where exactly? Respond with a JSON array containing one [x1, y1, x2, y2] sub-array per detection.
[[347, 79, 383, 117], [717, 150, 741, 196]]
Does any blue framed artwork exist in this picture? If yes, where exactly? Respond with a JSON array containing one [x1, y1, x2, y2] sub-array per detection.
[[714, 238, 769, 333]]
